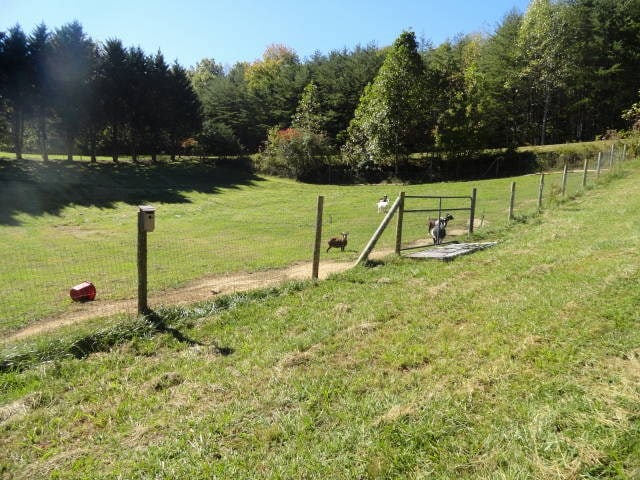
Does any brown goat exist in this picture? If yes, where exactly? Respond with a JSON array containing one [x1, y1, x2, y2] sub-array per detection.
[[327, 232, 349, 252]]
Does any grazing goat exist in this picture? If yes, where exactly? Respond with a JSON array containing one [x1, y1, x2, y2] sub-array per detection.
[[327, 232, 349, 252], [429, 214, 453, 245], [377, 195, 389, 213]]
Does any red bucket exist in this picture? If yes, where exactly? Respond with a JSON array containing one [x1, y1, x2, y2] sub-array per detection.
[[70, 281, 96, 302]]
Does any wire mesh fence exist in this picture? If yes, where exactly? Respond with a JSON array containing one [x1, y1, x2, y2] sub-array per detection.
[[1, 144, 631, 335]]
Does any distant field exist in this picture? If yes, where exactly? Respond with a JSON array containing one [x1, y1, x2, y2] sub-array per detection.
[[0, 149, 618, 333]]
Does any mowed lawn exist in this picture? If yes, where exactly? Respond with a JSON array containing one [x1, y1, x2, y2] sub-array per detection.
[[0, 155, 585, 334], [0, 158, 638, 478]]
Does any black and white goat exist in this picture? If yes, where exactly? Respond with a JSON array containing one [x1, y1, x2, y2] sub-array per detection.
[[429, 214, 453, 245]]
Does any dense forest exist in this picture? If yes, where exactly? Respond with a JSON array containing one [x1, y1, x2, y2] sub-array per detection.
[[1, 0, 640, 180]]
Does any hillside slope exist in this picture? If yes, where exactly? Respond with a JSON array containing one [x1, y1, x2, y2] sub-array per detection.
[[1, 162, 639, 478]]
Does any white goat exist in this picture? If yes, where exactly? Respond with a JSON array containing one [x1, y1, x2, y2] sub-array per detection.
[[377, 195, 389, 213]]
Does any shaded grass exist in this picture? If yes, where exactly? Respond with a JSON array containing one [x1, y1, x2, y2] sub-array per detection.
[[0, 281, 309, 373]]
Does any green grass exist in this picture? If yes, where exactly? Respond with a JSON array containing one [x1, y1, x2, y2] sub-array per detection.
[[0, 157, 639, 478], [0, 152, 616, 334]]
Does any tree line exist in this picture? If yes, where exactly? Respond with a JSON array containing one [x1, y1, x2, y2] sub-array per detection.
[[0, 21, 199, 162], [1, 0, 640, 177]]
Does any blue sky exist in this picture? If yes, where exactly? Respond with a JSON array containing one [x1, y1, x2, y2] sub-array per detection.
[[1, 0, 531, 69]]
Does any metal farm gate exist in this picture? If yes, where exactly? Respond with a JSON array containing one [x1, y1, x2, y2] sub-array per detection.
[[356, 189, 477, 263]]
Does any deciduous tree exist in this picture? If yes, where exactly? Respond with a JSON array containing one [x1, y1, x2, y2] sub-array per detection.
[[343, 31, 427, 174]]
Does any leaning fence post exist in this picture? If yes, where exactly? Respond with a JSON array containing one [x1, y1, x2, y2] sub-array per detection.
[[312, 196, 324, 280], [561, 164, 568, 196], [508, 182, 516, 221], [394, 191, 405, 254], [537, 173, 545, 211], [137, 205, 155, 315], [582, 157, 588, 188], [357, 194, 402, 264], [596, 152, 602, 179], [468, 188, 477, 236]]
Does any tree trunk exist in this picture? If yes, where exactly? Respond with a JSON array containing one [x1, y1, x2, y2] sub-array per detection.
[[89, 127, 97, 163], [11, 111, 24, 160], [540, 87, 551, 146], [111, 124, 119, 162], [38, 112, 49, 162], [65, 131, 73, 161]]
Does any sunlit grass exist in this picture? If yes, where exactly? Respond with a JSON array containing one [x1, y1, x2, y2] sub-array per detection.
[[1, 157, 639, 478], [0, 151, 627, 333]]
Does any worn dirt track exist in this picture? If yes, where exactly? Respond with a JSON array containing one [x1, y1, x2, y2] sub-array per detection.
[[6, 231, 473, 344], [6, 251, 392, 343]]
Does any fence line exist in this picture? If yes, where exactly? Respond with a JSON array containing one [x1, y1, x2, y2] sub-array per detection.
[[508, 144, 628, 222], [1, 144, 631, 335]]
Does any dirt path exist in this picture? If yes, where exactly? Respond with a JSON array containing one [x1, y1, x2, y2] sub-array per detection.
[[5, 251, 393, 343], [6, 231, 475, 344]]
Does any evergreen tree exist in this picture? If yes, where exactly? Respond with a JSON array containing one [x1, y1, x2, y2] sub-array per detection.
[[307, 44, 384, 143], [166, 62, 201, 160], [475, 10, 524, 148], [123, 46, 150, 161], [429, 35, 485, 158], [147, 51, 170, 162], [48, 21, 95, 161], [0, 25, 30, 159], [27, 23, 52, 161], [99, 39, 128, 162]]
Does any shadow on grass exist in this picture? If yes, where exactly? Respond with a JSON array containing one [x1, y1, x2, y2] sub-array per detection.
[[0, 310, 234, 373], [0, 157, 261, 226], [146, 310, 234, 356]]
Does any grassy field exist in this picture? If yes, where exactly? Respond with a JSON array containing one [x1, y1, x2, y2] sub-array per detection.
[[0, 155, 638, 477], [0, 152, 609, 334]]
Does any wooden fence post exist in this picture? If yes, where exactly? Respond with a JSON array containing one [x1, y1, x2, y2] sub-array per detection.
[[137, 205, 155, 315], [394, 191, 405, 254], [312, 196, 324, 280], [468, 188, 477, 236], [508, 182, 516, 221], [537, 173, 545, 211], [582, 157, 588, 188], [561, 164, 568, 196], [622, 144, 627, 162], [610, 143, 615, 169], [596, 152, 602, 179], [357, 194, 402, 264]]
